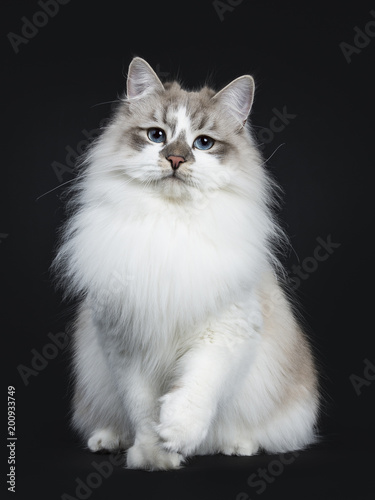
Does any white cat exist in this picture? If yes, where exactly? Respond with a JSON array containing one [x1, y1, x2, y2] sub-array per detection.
[[54, 57, 319, 470]]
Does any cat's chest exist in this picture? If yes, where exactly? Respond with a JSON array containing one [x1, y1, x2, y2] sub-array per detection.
[[86, 200, 261, 338], [86, 195, 259, 317], [96, 207, 225, 295], [121, 213, 224, 275]]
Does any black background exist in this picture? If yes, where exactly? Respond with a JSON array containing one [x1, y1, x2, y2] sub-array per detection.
[[2, 0, 375, 498]]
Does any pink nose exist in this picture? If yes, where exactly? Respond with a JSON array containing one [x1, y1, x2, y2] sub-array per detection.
[[167, 155, 185, 170]]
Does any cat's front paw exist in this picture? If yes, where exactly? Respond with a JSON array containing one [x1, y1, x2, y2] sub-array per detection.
[[220, 438, 259, 456], [156, 389, 212, 456], [126, 441, 182, 471], [87, 428, 128, 453]]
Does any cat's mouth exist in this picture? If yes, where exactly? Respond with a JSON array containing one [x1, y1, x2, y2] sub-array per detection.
[[163, 172, 184, 182]]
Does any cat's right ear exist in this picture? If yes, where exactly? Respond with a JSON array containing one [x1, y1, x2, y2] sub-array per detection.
[[126, 57, 164, 99]]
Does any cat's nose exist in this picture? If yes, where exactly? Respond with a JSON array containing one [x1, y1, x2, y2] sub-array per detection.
[[166, 155, 185, 170]]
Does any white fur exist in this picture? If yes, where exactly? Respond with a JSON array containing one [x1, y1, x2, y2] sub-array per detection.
[[171, 106, 191, 140], [55, 60, 319, 470]]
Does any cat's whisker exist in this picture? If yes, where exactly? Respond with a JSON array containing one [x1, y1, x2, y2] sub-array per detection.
[[91, 99, 120, 108], [36, 165, 141, 202], [36, 178, 79, 201], [259, 143, 285, 168]]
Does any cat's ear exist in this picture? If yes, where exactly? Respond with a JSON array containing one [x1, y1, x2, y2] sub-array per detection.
[[126, 57, 164, 99], [212, 75, 255, 125]]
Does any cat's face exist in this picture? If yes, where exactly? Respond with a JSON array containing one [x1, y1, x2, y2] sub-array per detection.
[[100, 58, 256, 202]]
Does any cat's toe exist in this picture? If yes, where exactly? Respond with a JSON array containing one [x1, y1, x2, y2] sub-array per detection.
[[87, 429, 126, 453], [126, 442, 183, 471], [221, 439, 259, 456], [156, 391, 211, 455]]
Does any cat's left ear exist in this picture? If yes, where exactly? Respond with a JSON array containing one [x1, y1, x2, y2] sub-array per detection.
[[212, 75, 255, 126], [126, 57, 164, 99]]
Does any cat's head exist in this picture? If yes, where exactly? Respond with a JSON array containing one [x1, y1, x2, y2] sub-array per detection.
[[92, 58, 259, 203]]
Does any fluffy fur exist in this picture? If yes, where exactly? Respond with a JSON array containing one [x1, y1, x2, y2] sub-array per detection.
[[53, 57, 319, 470]]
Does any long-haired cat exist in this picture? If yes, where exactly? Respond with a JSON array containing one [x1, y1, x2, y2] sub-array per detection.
[[54, 57, 319, 470]]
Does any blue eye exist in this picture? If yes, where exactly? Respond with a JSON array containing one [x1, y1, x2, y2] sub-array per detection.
[[147, 128, 166, 143], [193, 136, 215, 150]]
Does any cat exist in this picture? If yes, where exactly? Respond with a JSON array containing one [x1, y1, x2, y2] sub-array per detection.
[[53, 57, 319, 470]]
